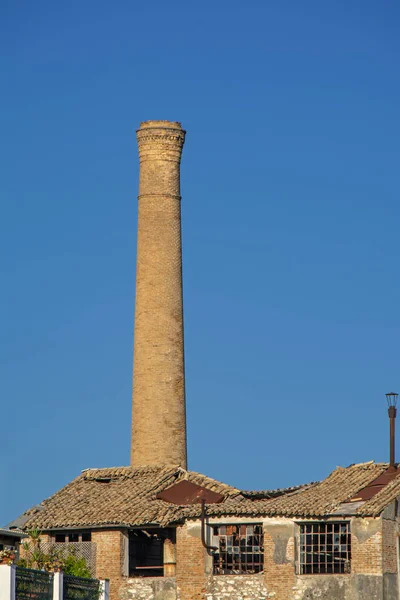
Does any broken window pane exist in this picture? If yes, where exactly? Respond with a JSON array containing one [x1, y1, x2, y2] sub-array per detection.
[[213, 524, 264, 575], [298, 522, 351, 575]]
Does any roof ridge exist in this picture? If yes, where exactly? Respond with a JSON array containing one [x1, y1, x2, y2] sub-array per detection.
[[81, 464, 181, 472]]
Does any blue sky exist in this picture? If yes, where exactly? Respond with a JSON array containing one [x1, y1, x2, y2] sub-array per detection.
[[1, 1, 400, 525]]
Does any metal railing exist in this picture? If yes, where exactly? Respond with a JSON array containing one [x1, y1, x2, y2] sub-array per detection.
[[15, 567, 53, 600], [63, 574, 100, 600]]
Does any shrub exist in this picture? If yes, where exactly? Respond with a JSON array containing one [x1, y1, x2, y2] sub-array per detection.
[[18, 530, 92, 577]]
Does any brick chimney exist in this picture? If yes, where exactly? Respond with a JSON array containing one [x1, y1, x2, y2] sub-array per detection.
[[131, 121, 187, 468]]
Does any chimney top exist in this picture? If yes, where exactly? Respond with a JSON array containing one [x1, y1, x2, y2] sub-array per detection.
[[139, 120, 184, 130]]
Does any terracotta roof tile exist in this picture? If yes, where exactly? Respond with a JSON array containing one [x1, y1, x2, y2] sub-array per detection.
[[18, 461, 400, 530], [249, 462, 389, 518], [20, 465, 242, 530]]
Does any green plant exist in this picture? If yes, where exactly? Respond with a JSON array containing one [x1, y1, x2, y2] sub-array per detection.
[[63, 554, 92, 578], [18, 530, 92, 577]]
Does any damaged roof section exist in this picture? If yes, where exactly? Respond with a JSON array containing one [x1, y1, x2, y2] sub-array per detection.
[[14, 461, 400, 531], [241, 483, 317, 500], [16, 465, 242, 530], [245, 461, 400, 519], [14, 465, 312, 530]]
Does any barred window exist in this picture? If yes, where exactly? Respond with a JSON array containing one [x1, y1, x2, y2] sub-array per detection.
[[212, 524, 264, 575], [298, 522, 351, 574]]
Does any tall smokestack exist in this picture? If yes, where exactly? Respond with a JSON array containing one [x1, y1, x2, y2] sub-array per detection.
[[131, 121, 187, 468]]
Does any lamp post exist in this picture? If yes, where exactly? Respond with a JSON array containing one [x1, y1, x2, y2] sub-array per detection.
[[386, 392, 398, 470]]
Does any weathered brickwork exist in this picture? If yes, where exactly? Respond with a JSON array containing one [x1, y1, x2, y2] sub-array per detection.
[[92, 530, 126, 600], [176, 523, 206, 600], [351, 517, 382, 575], [84, 513, 399, 600], [131, 120, 187, 469], [382, 509, 397, 574], [264, 521, 295, 600], [293, 517, 387, 600]]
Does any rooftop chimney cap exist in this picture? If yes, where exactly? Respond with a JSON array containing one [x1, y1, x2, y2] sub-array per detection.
[[139, 120, 184, 130]]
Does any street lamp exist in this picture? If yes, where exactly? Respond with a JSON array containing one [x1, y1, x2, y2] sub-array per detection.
[[386, 392, 398, 470]]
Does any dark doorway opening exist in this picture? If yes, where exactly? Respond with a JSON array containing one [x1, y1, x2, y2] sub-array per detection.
[[129, 529, 165, 577]]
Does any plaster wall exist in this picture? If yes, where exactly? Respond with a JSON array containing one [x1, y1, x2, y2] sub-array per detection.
[[292, 574, 382, 600]]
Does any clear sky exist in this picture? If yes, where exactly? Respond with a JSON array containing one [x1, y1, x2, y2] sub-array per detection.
[[1, 1, 400, 525]]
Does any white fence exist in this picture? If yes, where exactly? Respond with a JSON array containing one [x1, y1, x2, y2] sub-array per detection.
[[0, 566, 109, 600]]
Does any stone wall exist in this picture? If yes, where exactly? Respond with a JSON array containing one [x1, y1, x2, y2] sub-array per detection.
[[119, 577, 176, 600], [206, 573, 269, 599], [119, 574, 271, 600]]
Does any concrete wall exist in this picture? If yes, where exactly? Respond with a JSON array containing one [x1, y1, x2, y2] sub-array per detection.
[[292, 574, 382, 600]]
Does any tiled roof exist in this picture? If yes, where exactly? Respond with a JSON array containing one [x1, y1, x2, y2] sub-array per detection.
[[19, 466, 243, 529], [237, 461, 393, 518], [17, 461, 400, 531], [241, 483, 316, 500], [18, 465, 309, 530]]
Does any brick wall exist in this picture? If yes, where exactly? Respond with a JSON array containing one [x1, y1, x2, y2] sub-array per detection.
[[382, 517, 397, 575], [176, 524, 206, 600], [92, 529, 127, 600], [352, 517, 382, 575], [264, 521, 295, 600], [18, 516, 388, 600]]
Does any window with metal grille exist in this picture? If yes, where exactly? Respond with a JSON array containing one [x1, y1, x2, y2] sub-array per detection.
[[212, 524, 264, 575], [298, 522, 351, 574]]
